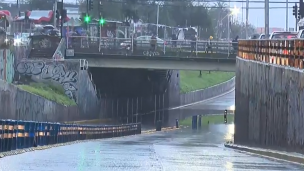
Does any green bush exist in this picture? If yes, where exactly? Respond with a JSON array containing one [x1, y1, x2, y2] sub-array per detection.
[[17, 82, 76, 106], [179, 71, 235, 93]]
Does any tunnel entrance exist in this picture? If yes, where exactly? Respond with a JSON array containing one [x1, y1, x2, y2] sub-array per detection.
[[89, 67, 172, 125]]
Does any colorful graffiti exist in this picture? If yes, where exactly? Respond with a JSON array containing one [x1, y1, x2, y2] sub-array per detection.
[[0, 49, 15, 83], [16, 61, 78, 101]]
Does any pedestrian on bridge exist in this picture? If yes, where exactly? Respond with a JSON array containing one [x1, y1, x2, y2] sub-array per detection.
[[190, 34, 197, 56], [207, 36, 213, 53], [150, 34, 157, 51]]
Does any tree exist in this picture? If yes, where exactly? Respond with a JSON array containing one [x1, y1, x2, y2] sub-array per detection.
[[25, 0, 54, 10]]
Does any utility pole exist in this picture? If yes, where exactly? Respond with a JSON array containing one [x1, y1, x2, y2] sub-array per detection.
[[286, 0, 288, 31], [245, 0, 249, 39], [265, 0, 269, 38], [294, 4, 298, 31], [156, 4, 159, 36], [228, 0, 230, 40], [53, 0, 57, 27]]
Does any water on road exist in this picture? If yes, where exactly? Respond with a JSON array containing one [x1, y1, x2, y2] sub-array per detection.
[[0, 124, 303, 171]]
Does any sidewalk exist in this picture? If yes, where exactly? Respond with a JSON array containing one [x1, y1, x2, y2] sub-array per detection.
[[225, 143, 304, 165]]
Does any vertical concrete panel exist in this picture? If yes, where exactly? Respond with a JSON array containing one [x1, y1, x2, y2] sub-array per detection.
[[236, 57, 304, 151], [76, 70, 100, 119]]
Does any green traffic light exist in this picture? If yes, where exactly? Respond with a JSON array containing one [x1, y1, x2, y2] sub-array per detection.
[[84, 15, 90, 23], [100, 18, 105, 25]]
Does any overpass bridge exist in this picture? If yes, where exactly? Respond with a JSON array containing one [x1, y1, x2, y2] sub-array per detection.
[[65, 37, 236, 71]]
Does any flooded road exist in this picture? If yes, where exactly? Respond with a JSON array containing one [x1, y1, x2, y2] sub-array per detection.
[[0, 123, 303, 171]]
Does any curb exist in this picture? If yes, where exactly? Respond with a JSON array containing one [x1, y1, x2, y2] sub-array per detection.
[[224, 143, 304, 165]]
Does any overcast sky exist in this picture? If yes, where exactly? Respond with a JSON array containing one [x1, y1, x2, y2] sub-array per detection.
[[230, 0, 298, 29]]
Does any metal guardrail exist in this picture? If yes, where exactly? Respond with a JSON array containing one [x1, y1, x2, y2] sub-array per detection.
[[238, 39, 304, 68], [0, 119, 141, 153], [67, 36, 237, 57]]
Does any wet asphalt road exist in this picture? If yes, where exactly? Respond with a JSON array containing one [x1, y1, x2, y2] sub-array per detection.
[[183, 89, 235, 111], [1, 90, 303, 170], [0, 124, 303, 171]]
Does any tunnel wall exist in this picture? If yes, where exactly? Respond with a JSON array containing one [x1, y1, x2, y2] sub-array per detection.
[[0, 79, 82, 122], [235, 57, 304, 151], [0, 57, 101, 122]]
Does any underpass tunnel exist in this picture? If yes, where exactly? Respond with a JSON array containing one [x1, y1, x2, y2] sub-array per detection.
[[88, 67, 173, 125]]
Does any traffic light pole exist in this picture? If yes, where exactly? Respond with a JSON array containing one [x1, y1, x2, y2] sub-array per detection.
[[86, 0, 89, 14], [54, 2, 57, 28], [60, 0, 63, 38]]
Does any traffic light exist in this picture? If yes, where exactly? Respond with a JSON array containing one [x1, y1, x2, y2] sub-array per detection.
[[84, 14, 91, 23], [224, 109, 227, 123], [298, 10, 301, 20], [293, 4, 298, 19], [89, 0, 93, 11], [99, 18, 105, 25], [56, 10, 60, 19]]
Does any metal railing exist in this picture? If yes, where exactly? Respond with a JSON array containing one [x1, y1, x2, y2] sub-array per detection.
[[0, 119, 141, 153], [100, 77, 235, 125], [238, 39, 304, 69], [67, 36, 237, 57]]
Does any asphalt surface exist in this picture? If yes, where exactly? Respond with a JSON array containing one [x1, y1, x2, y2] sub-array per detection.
[[183, 89, 235, 111], [1, 125, 303, 171], [1, 90, 303, 170]]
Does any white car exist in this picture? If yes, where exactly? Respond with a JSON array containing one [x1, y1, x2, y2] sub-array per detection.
[[120, 36, 166, 47], [269, 31, 297, 39]]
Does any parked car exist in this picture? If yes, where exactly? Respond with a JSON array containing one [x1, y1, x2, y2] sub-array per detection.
[[120, 36, 166, 48], [269, 31, 297, 39]]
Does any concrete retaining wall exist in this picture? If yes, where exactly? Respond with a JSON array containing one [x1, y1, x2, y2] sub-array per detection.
[[0, 79, 81, 122], [235, 57, 304, 151], [178, 77, 235, 107]]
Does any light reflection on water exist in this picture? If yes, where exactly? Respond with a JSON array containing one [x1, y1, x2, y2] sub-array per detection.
[[224, 124, 234, 142]]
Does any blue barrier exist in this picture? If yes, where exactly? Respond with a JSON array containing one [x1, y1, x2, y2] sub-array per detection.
[[0, 119, 141, 153]]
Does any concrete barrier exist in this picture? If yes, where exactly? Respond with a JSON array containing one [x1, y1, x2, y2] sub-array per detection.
[[235, 57, 304, 152], [178, 76, 235, 107]]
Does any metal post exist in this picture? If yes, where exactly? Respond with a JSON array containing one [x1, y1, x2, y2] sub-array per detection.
[[227, 15, 230, 55], [117, 99, 119, 120], [131, 98, 134, 123], [112, 99, 114, 119], [158, 95, 161, 121], [136, 97, 138, 123], [296, 18, 298, 32], [105, 98, 107, 118], [245, 0, 249, 38], [162, 94, 165, 124], [154, 94, 156, 124], [286, 0, 288, 31], [53, 0, 57, 27], [265, 0, 270, 38], [228, 0, 230, 41], [86, 0, 89, 14], [127, 98, 129, 124], [60, 0, 63, 39], [156, 4, 159, 36]]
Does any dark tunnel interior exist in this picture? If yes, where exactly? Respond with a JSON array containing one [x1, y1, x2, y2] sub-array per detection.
[[89, 67, 169, 98], [88, 67, 174, 126]]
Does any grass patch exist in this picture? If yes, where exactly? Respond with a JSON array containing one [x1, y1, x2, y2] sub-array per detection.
[[17, 82, 76, 106], [179, 71, 235, 93], [179, 115, 234, 126]]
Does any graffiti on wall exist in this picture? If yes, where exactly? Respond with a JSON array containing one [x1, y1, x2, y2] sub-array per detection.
[[53, 50, 64, 60], [16, 61, 78, 101], [0, 49, 15, 83]]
